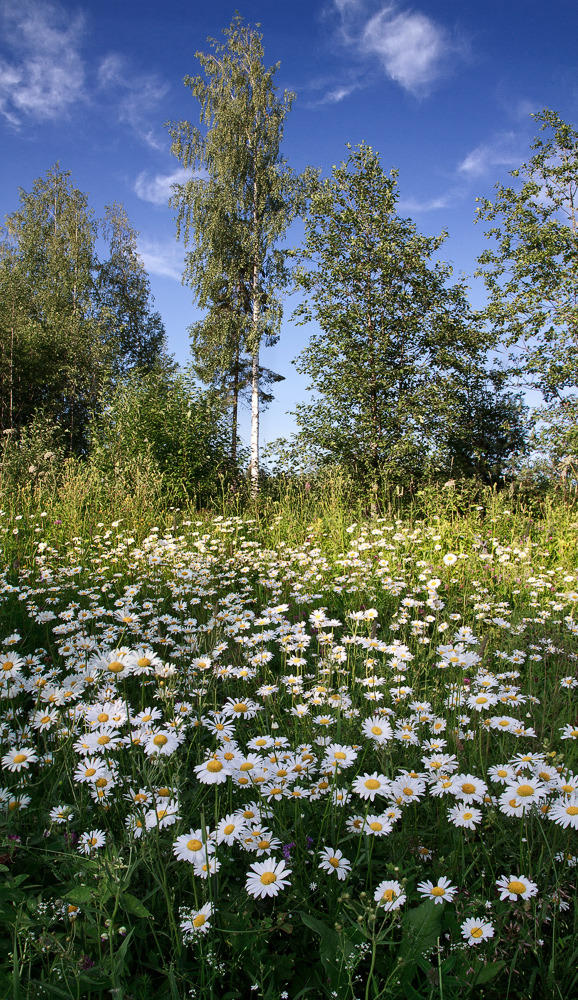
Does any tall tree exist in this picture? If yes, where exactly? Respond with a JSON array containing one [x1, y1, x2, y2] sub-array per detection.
[[475, 109, 578, 402], [0, 164, 105, 450], [0, 165, 169, 452], [96, 203, 172, 379], [167, 14, 297, 494], [290, 143, 490, 485]]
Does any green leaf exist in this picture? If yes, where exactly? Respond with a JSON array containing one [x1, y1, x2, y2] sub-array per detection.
[[120, 892, 153, 919], [472, 960, 506, 986]]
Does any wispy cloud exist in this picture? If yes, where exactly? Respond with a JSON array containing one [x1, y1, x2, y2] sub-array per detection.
[[0, 0, 86, 125], [134, 168, 195, 206], [137, 238, 184, 282], [309, 80, 364, 106], [97, 53, 169, 150], [398, 192, 456, 213], [458, 132, 522, 177], [327, 1, 463, 98]]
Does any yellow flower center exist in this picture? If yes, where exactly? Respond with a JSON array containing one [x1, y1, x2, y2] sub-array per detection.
[[364, 779, 380, 790], [153, 734, 168, 747], [95, 777, 108, 788], [566, 805, 578, 816], [461, 783, 476, 794], [403, 787, 414, 797], [463, 812, 473, 820], [97, 734, 110, 745], [517, 784, 534, 797], [371, 726, 383, 735], [41, 716, 51, 724], [223, 824, 235, 836], [329, 857, 340, 867], [382, 888, 397, 901], [13, 754, 27, 764], [158, 787, 170, 797], [561, 784, 574, 793], [475, 696, 488, 704], [187, 838, 202, 851], [108, 661, 125, 673], [85, 767, 96, 777], [2, 662, 14, 671], [334, 752, 346, 760], [193, 913, 206, 928], [258, 840, 271, 850], [233, 703, 247, 713], [206, 760, 223, 773], [240, 761, 254, 771], [260, 872, 277, 885], [507, 880, 526, 895], [137, 656, 151, 668], [369, 821, 383, 831], [471, 927, 483, 939], [431, 886, 446, 897], [97, 712, 109, 723]]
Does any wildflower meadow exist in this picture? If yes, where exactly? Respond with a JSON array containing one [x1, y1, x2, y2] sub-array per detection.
[[0, 488, 576, 999]]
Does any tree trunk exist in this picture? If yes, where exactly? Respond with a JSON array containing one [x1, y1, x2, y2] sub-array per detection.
[[250, 339, 259, 498], [250, 174, 260, 499], [231, 336, 239, 468]]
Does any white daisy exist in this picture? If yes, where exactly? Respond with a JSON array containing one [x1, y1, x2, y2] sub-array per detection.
[[245, 858, 291, 899]]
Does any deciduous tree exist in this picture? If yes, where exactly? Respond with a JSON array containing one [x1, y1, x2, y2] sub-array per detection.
[[167, 14, 297, 494]]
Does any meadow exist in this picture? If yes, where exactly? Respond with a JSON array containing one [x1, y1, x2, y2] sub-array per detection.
[[0, 481, 576, 1000]]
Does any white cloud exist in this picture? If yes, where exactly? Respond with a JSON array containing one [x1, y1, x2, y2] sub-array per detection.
[[398, 192, 455, 213], [134, 168, 195, 206], [458, 132, 521, 177], [360, 6, 451, 96], [311, 81, 363, 106], [138, 238, 184, 282], [0, 0, 85, 125], [97, 52, 169, 150]]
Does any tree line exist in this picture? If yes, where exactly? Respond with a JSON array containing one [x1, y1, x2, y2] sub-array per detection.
[[1, 14, 577, 500]]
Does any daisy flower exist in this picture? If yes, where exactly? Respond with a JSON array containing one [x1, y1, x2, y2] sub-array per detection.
[[495, 875, 538, 901], [193, 855, 221, 879], [216, 814, 247, 845], [362, 716, 393, 744], [49, 804, 75, 824], [194, 756, 231, 784], [1, 746, 38, 771], [180, 902, 214, 939], [448, 804, 482, 829], [363, 814, 393, 837], [144, 799, 180, 830], [318, 847, 351, 880], [461, 917, 495, 945], [351, 772, 390, 801], [173, 830, 212, 862], [143, 729, 181, 757], [245, 858, 291, 899], [452, 774, 488, 803], [417, 876, 457, 904], [78, 829, 106, 854], [374, 880, 406, 911], [548, 794, 578, 830]]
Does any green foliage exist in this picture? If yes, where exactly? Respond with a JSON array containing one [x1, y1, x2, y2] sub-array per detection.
[[476, 109, 578, 402], [89, 367, 237, 503], [0, 164, 170, 454], [290, 143, 513, 486]]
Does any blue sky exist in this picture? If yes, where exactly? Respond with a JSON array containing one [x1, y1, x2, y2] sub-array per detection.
[[1, 0, 576, 444]]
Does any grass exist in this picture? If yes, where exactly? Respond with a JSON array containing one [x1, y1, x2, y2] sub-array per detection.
[[0, 479, 576, 999]]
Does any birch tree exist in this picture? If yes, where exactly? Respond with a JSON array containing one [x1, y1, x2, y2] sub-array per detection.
[[167, 14, 297, 495]]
